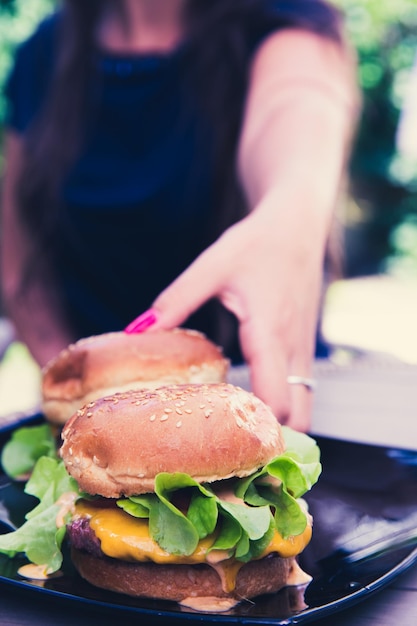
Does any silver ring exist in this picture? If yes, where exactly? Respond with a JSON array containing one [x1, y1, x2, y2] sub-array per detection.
[[287, 375, 317, 391]]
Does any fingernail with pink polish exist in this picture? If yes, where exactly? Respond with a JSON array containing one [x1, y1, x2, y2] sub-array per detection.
[[124, 309, 158, 334]]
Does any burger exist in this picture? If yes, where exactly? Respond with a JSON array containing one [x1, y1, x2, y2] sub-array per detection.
[[41, 328, 229, 426], [0, 382, 321, 612], [1, 329, 229, 482]]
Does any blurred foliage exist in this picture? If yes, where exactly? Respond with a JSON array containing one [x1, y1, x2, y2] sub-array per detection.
[[0, 0, 417, 276], [0, 0, 56, 162], [335, 0, 417, 277], [385, 215, 417, 277]]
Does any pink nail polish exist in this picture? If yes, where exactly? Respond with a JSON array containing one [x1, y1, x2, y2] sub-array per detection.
[[125, 309, 158, 334]]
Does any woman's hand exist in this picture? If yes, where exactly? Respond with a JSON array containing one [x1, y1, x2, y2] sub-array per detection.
[[126, 29, 359, 431], [128, 193, 324, 431]]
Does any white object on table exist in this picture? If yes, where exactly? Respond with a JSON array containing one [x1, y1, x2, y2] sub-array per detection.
[[228, 353, 417, 451]]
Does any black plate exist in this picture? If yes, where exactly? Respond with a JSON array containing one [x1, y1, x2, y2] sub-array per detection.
[[1, 414, 417, 625]]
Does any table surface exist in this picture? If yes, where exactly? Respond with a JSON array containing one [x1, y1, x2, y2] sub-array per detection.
[[1, 353, 417, 626]]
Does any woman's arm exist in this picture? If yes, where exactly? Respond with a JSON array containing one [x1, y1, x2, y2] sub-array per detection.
[[232, 28, 360, 428], [132, 28, 360, 430], [1, 131, 75, 367]]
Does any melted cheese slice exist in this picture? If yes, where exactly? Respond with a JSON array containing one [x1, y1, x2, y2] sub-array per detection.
[[75, 501, 216, 564], [74, 501, 311, 593]]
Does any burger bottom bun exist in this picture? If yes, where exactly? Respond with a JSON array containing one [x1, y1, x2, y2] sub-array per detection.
[[71, 548, 298, 612]]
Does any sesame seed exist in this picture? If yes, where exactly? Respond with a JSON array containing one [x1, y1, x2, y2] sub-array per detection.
[[184, 409, 192, 414], [175, 408, 182, 415], [160, 415, 169, 422], [164, 408, 173, 413], [205, 409, 213, 418], [86, 412, 93, 418], [149, 414, 156, 422], [176, 420, 182, 428]]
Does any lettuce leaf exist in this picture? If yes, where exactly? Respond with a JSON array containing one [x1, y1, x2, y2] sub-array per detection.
[[118, 428, 321, 560], [280, 426, 323, 493], [0, 457, 81, 572], [1, 424, 57, 480], [235, 426, 322, 539]]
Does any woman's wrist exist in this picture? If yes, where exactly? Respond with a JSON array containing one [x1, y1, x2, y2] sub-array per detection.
[[247, 183, 336, 255]]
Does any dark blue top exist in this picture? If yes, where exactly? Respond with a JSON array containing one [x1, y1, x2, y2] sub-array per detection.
[[5, 12, 330, 360], [6, 15, 220, 339]]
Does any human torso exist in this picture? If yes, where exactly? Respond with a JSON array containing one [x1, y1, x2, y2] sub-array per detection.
[[56, 46, 216, 337]]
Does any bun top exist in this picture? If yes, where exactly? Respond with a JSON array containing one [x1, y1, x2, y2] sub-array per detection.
[[41, 329, 229, 424], [60, 382, 284, 498]]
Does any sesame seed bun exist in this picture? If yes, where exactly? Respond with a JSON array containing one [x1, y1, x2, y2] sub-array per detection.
[[41, 329, 229, 426], [60, 382, 284, 498]]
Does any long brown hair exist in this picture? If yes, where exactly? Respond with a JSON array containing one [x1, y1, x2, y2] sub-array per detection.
[[17, 1, 101, 263]]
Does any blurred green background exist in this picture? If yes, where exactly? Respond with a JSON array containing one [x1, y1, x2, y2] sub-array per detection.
[[0, 0, 417, 280], [334, 0, 417, 279]]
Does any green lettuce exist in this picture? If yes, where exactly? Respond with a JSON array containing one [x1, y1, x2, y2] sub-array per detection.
[[117, 427, 322, 560], [0, 427, 321, 573], [236, 426, 322, 538], [0, 457, 81, 573], [117, 472, 274, 562], [1, 424, 57, 480]]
